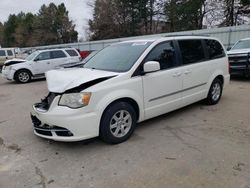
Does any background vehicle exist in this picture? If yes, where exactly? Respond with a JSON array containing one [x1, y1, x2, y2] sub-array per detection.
[[31, 36, 230, 144], [2, 48, 81, 83], [0, 48, 16, 68], [227, 38, 250, 77], [56, 50, 98, 69]]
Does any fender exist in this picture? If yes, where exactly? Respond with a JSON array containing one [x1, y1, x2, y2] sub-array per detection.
[[206, 70, 224, 95], [95, 88, 145, 125]]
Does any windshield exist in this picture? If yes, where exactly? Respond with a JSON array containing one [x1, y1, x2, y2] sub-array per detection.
[[84, 42, 152, 72], [231, 40, 250, 50], [25, 51, 39, 61]]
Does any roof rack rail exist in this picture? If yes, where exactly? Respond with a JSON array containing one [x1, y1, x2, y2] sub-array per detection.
[[164, 34, 210, 37]]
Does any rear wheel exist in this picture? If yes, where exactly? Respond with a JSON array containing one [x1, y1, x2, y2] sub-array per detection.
[[100, 101, 137, 144], [15, 70, 31, 83], [205, 78, 223, 105]]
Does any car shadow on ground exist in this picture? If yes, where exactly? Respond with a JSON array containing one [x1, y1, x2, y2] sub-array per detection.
[[230, 75, 250, 82]]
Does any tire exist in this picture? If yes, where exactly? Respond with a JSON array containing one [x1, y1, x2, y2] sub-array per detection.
[[205, 78, 223, 105], [100, 101, 137, 144], [14, 70, 31, 83]]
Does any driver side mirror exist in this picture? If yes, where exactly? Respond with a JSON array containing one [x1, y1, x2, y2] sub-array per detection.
[[227, 47, 231, 51], [34, 57, 40, 61], [143, 61, 160, 74]]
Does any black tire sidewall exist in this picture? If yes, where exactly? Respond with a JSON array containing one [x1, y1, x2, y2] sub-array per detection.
[[100, 101, 137, 144], [15, 70, 31, 83], [207, 79, 223, 105]]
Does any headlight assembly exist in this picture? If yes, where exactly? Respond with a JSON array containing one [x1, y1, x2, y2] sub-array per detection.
[[58, 92, 91, 108]]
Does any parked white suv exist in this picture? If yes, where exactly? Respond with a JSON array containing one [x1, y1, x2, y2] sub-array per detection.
[[1, 48, 81, 83], [31, 36, 230, 144]]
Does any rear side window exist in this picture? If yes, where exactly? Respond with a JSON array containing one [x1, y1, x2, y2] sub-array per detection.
[[51, 50, 67, 59], [66, 49, 79, 57], [7, 50, 13, 56], [0, 50, 6, 56], [205, 39, 225, 59], [144, 41, 176, 70], [178, 40, 205, 65]]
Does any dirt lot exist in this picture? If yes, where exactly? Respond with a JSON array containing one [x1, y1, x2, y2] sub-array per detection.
[[0, 76, 250, 188]]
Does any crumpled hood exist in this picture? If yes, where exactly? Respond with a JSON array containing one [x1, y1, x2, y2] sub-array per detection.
[[46, 68, 118, 93], [4, 58, 26, 66], [227, 48, 250, 55]]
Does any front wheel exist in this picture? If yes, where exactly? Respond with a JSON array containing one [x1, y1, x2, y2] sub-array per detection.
[[15, 70, 31, 83], [100, 101, 137, 144], [205, 78, 223, 105]]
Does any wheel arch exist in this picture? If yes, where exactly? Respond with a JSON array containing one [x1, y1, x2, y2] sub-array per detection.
[[101, 97, 140, 122], [215, 75, 224, 86], [206, 72, 225, 97], [14, 68, 33, 78]]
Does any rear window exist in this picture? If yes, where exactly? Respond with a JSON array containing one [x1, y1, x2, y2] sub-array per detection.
[[66, 49, 79, 57], [205, 39, 225, 59], [7, 50, 13, 56], [178, 40, 206, 65], [51, 50, 67, 59], [0, 50, 6, 56]]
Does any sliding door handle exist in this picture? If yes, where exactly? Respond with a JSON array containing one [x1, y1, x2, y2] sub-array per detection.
[[184, 70, 192, 74]]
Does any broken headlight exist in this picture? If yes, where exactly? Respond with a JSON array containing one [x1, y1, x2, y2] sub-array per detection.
[[58, 92, 91, 108]]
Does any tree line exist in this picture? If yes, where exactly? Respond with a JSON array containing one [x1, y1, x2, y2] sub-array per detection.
[[0, 3, 77, 48], [88, 0, 250, 40]]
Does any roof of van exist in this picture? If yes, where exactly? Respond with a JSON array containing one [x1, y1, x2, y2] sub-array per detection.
[[119, 35, 218, 44]]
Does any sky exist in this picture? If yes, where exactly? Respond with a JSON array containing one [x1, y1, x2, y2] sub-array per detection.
[[0, 0, 93, 39]]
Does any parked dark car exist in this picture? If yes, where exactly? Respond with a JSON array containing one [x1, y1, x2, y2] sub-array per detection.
[[227, 38, 250, 77]]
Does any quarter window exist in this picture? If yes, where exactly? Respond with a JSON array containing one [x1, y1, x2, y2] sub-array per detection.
[[51, 50, 67, 59], [0, 50, 6, 56], [36, 52, 51, 61], [7, 50, 13, 56], [66, 49, 79, 57], [178, 40, 205, 65], [144, 41, 176, 70], [205, 39, 225, 59]]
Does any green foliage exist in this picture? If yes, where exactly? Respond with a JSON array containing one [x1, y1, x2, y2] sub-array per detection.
[[89, 0, 155, 40], [241, 0, 250, 5], [89, 0, 249, 40], [1, 3, 77, 47], [0, 22, 4, 46]]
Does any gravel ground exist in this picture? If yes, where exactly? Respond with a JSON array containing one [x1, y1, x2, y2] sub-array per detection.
[[0, 76, 250, 188]]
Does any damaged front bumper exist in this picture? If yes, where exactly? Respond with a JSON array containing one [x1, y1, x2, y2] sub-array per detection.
[[1, 68, 15, 80], [31, 94, 100, 142]]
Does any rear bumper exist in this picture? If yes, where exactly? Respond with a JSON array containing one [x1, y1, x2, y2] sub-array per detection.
[[230, 66, 250, 76]]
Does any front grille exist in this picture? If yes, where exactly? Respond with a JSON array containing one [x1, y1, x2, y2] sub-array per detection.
[[31, 115, 74, 137], [228, 54, 249, 67], [35, 129, 53, 136]]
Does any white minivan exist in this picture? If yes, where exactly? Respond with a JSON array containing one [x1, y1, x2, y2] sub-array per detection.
[[31, 36, 230, 144], [2, 48, 81, 83]]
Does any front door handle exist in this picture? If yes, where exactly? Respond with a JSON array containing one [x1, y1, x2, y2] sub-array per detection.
[[47, 62, 50, 64], [173, 72, 182, 77]]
